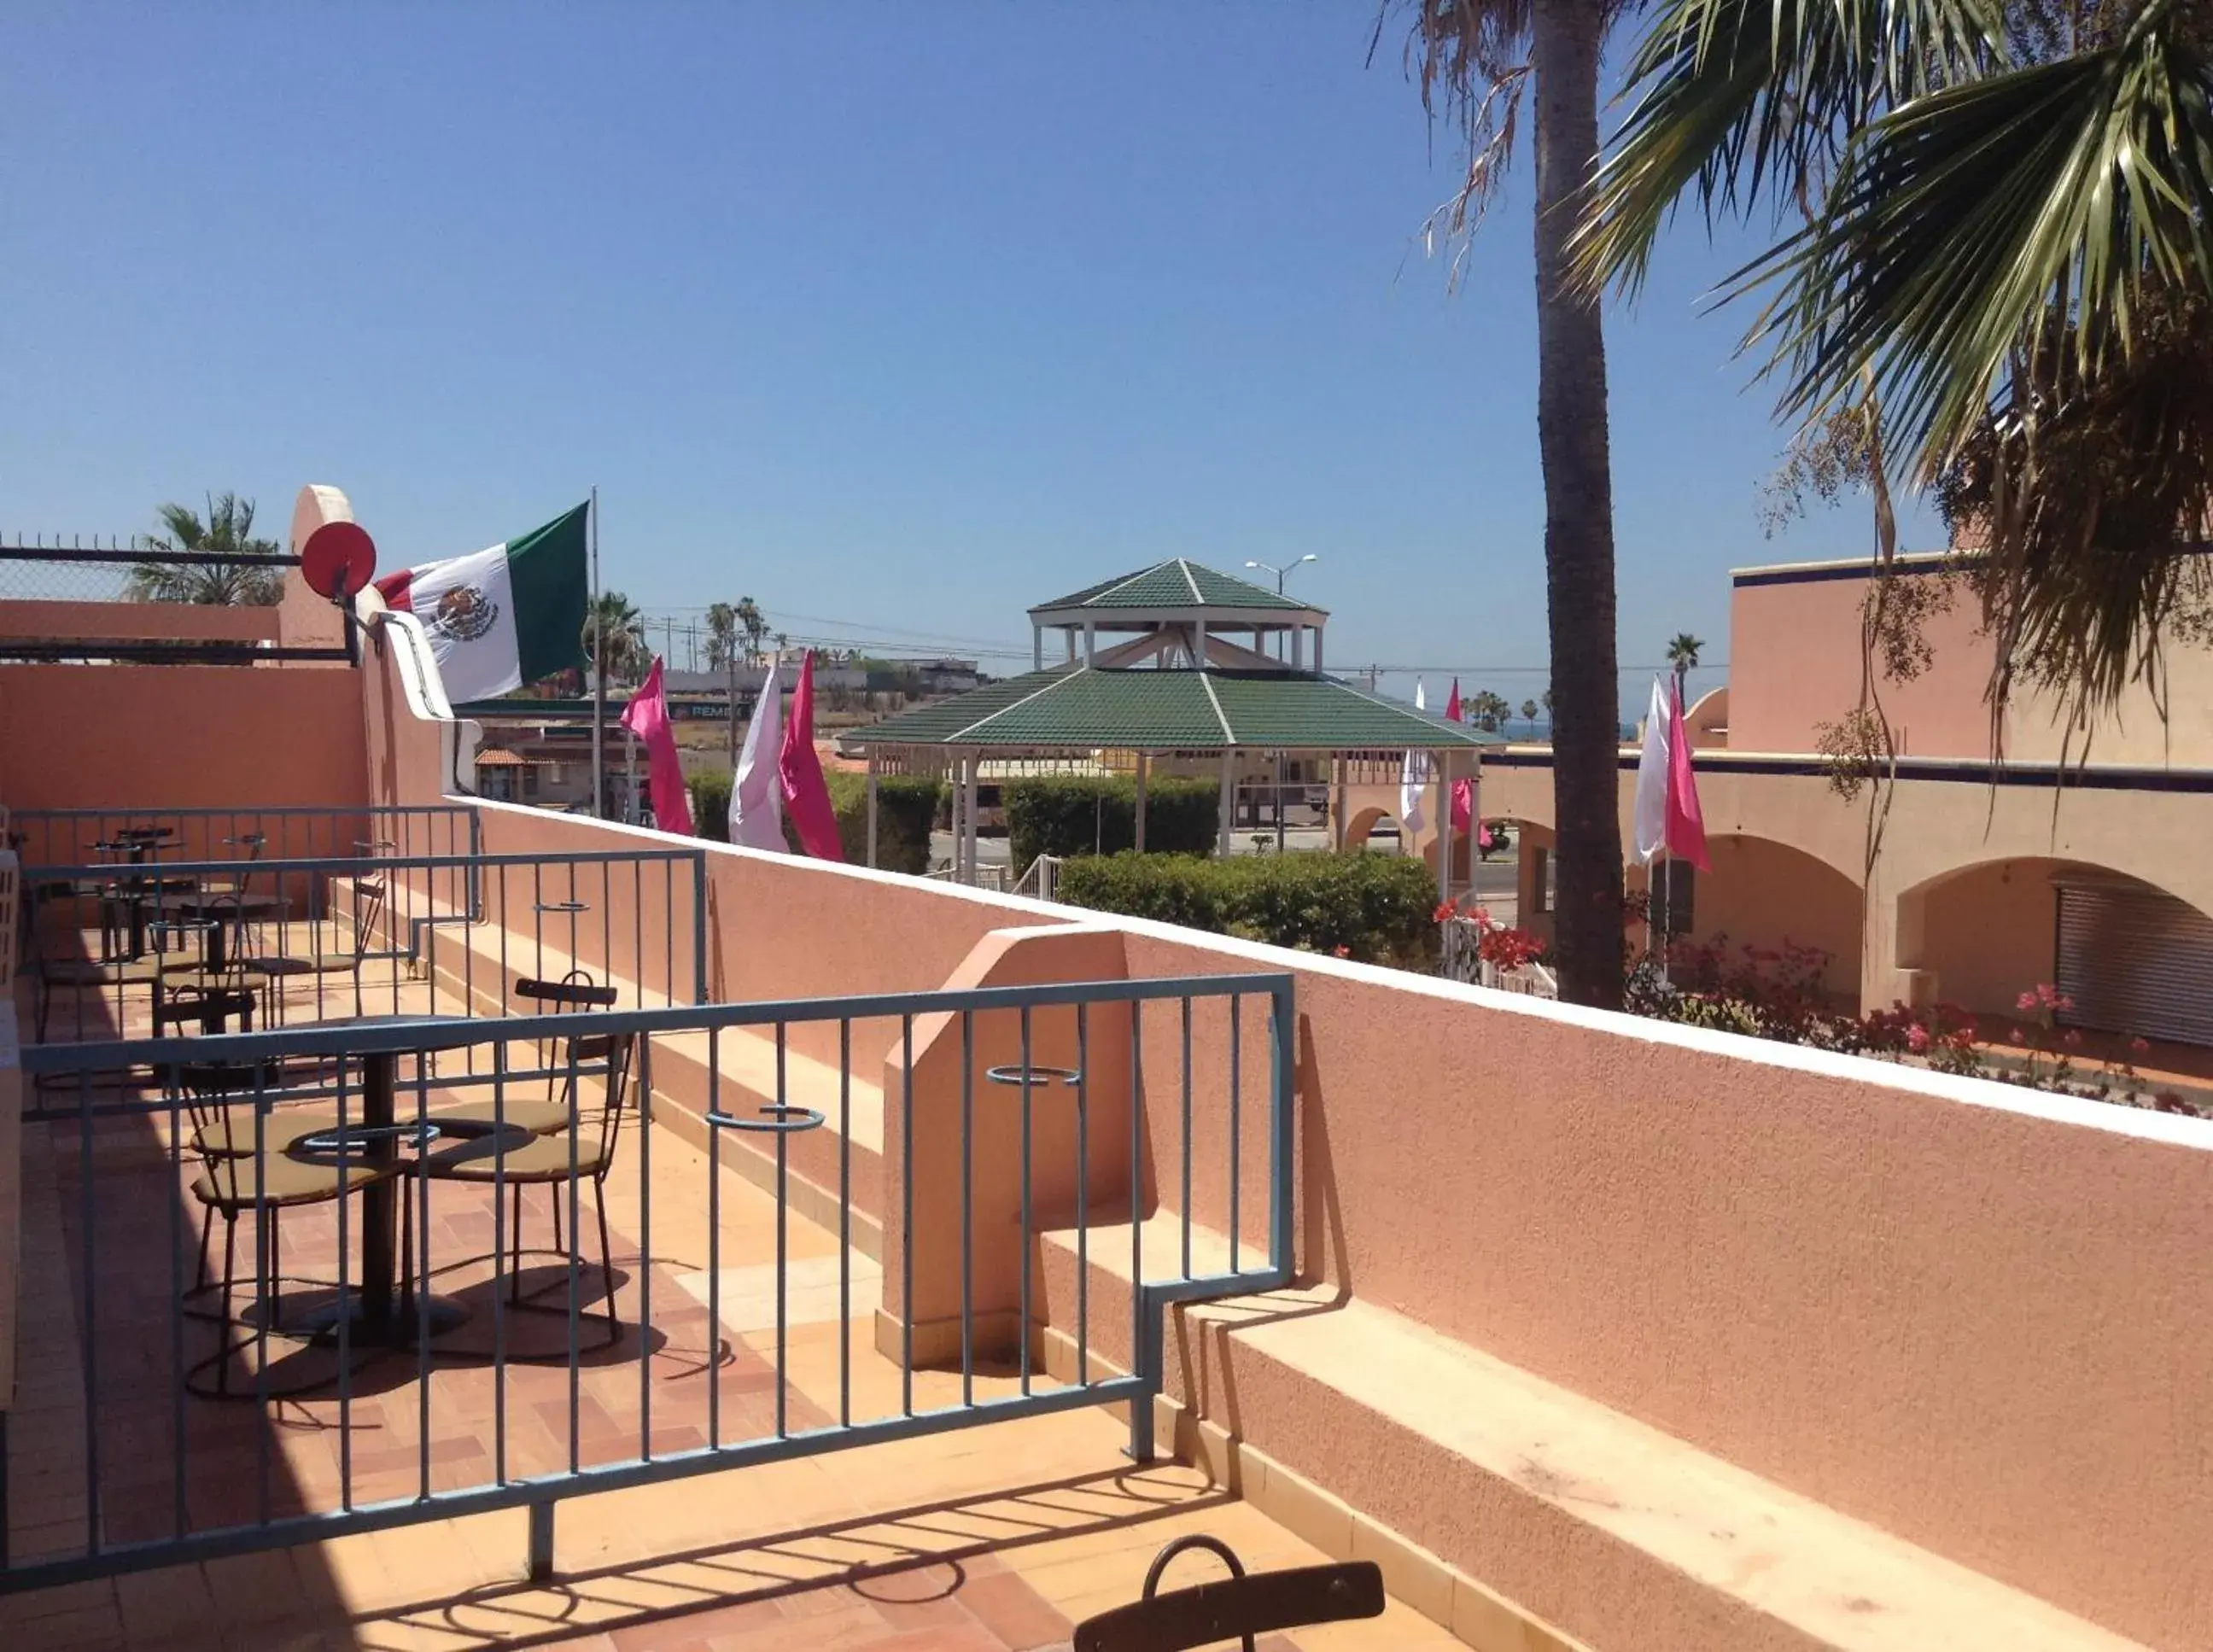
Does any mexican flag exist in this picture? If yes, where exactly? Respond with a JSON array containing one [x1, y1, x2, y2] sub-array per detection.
[[375, 502, 590, 703]]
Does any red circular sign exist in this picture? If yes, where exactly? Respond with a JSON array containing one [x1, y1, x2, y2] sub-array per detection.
[[301, 521, 377, 599]]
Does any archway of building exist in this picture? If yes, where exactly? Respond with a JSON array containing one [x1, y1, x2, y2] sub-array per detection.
[[1896, 857, 2213, 1028], [1655, 834, 1866, 1003], [1343, 806, 1405, 853]]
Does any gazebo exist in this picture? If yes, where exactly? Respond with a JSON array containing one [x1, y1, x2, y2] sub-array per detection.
[[846, 560, 1497, 901]]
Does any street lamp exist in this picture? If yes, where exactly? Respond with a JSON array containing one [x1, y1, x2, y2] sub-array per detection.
[[1244, 557, 1320, 850]]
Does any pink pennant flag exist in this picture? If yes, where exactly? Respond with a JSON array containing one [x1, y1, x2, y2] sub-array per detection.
[[1444, 679, 1474, 834], [1664, 679, 1710, 871], [617, 656, 693, 837], [779, 651, 844, 861]]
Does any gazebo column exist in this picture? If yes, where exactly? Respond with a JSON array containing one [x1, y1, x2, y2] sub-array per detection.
[[1084, 622, 1096, 666], [1033, 626, 1042, 671], [1433, 750, 1452, 908], [867, 749, 880, 869], [1194, 620, 1208, 667], [965, 753, 982, 883], [1135, 751, 1150, 852], [1313, 627, 1323, 674], [1332, 755, 1347, 850], [1217, 750, 1235, 856], [1291, 627, 1305, 670]]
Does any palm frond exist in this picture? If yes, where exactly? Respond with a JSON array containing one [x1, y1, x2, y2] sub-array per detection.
[[1748, 0, 2213, 476], [1579, 0, 2006, 295], [1385, 0, 1538, 268]]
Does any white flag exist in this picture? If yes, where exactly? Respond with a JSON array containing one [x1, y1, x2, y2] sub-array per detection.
[[1398, 680, 1430, 835], [731, 660, 786, 852], [1632, 675, 1670, 866]]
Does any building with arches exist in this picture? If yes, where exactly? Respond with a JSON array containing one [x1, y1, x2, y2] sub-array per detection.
[[1479, 549, 2213, 1048]]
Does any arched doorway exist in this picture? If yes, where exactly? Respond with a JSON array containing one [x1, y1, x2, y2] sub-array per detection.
[[1901, 859, 2213, 1045], [1661, 834, 1865, 1001]]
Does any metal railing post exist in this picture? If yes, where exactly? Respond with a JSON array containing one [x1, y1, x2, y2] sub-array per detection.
[[528, 1500, 555, 1580]]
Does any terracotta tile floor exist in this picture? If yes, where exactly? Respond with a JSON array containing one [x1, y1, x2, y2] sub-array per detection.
[[9, 950, 1465, 1649]]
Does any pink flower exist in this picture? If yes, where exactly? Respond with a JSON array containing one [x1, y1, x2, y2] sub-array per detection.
[[1906, 1024, 1932, 1054], [2009, 1026, 2027, 1045], [1473, 906, 1492, 928], [2130, 1036, 2152, 1055], [2016, 990, 2040, 1013], [1331, 944, 1351, 959], [2063, 1028, 2083, 1048]]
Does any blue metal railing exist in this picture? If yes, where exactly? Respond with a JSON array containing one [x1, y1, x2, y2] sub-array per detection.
[[18, 844, 710, 1068], [2, 972, 1295, 1591]]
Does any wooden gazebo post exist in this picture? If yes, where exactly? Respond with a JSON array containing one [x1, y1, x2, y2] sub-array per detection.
[[1135, 751, 1150, 853]]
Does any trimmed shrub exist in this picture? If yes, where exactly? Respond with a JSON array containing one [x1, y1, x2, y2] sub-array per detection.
[[1004, 775, 1219, 867], [1058, 851, 1439, 966], [687, 771, 732, 843], [689, 768, 941, 873]]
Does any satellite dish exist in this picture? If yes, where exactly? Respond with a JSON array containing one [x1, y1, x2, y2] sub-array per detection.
[[301, 521, 377, 599]]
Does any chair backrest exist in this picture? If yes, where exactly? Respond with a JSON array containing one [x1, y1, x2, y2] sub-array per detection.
[[552, 1030, 637, 1168], [168, 1059, 287, 1200], [1071, 1536, 1384, 1652], [517, 971, 619, 1098], [348, 876, 387, 960]]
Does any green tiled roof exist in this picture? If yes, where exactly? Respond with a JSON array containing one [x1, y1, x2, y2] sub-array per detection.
[[848, 666, 1498, 752], [1031, 559, 1320, 615]]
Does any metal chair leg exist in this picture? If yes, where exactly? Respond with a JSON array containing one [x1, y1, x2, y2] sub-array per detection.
[[596, 1182, 619, 1341]]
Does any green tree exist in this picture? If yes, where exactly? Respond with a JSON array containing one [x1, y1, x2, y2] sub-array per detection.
[[584, 591, 647, 686], [1470, 689, 1514, 732], [1665, 633, 1704, 703], [129, 493, 283, 605], [1397, 0, 1626, 1007], [704, 603, 739, 670], [1582, 0, 2213, 733], [1521, 698, 1539, 724], [734, 596, 769, 667]]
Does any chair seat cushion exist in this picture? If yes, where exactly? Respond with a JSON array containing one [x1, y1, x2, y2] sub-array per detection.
[[429, 1095, 578, 1136], [191, 1153, 388, 1210], [418, 1129, 613, 1182], [191, 1106, 343, 1159]]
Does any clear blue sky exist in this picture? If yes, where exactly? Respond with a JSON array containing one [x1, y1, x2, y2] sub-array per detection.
[[1, 4, 1936, 712]]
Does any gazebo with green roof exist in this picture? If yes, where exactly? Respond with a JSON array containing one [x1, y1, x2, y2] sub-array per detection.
[[849, 560, 1496, 897]]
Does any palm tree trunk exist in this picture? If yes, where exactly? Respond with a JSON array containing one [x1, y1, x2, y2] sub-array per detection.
[[1531, 0, 1624, 1010]]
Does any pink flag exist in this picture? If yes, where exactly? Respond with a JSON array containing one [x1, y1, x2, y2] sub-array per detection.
[[617, 656, 693, 836], [779, 651, 844, 861], [1664, 679, 1710, 870], [1444, 679, 1474, 834]]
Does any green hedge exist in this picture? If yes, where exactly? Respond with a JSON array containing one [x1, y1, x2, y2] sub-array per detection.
[[1004, 775, 1219, 867], [1058, 851, 1439, 966], [688, 768, 942, 874]]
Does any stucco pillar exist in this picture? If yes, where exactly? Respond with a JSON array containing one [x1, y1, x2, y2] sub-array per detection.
[[866, 749, 880, 869], [1135, 751, 1150, 852]]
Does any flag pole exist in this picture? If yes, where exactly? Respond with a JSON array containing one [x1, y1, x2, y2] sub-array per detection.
[[590, 484, 604, 820]]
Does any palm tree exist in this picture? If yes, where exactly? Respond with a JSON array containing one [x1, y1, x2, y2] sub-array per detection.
[[1580, 0, 2213, 736], [704, 603, 739, 670], [128, 494, 283, 605], [1396, 0, 1627, 1007], [1471, 689, 1515, 732], [734, 597, 768, 668], [1665, 633, 1704, 704], [583, 591, 647, 686], [1521, 698, 1540, 725]]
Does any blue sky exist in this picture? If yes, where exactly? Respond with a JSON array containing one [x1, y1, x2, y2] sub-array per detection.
[[0, 4, 1936, 711]]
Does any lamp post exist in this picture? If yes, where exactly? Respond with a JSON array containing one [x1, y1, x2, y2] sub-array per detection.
[[1244, 557, 1319, 852]]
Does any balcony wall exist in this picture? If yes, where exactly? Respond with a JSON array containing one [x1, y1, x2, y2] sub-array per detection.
[[343, 613, 2213, 1649]]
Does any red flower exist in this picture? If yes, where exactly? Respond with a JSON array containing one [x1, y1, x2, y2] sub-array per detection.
[[1906, 1024, 1932, 1054], [2062, 1028, 2083, 1048], [1331, 943, 1352, 959], [2130, 1036, 2152, 1055], [1433, 901, 1458, 924], [2009, 1026, 2027, 1044]]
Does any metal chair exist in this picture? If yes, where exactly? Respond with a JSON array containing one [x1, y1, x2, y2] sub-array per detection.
[[240, 873, 387, 1023], [409, 1030, 639, 1346], [171, 1059, 395, 1398], [428, 971, 621, 1141], [1071, 1535, 1384, 1651]]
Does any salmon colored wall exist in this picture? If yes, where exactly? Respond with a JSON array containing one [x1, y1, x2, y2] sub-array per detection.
[[0, 666, 369, 839], [0, 599, 280, 644], [1906, 857, 2103, 1016], [1727, 569, 1997, 757], [1114, 931, 2213, 1649], [1727, 562, 2213, 765]]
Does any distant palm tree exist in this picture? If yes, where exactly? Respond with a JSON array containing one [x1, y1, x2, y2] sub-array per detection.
[[1521, 698, 1539, 724], [704, 602, 739, 670], [734, 597, 768, 667], [584, 591, 647, 686], [1666, 633, 1704, 703], [128, 494, 283, 605]]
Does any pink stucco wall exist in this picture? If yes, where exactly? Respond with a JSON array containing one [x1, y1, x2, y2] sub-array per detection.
[[1726, 566, 1998, 757], [0, 598, 281, 645], [0, 663, 368, 836]]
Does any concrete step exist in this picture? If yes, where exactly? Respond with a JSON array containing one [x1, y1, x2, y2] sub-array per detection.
[[1029, 1219, 2144, 1652]]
